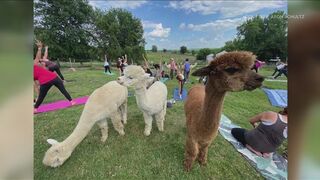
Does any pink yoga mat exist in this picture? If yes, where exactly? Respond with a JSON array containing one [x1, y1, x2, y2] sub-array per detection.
[[35, 96, 89, 114]]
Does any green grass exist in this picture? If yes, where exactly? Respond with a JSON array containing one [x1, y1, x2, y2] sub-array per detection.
[[34, 60, 287, 179], [145, 52, 197, 64]]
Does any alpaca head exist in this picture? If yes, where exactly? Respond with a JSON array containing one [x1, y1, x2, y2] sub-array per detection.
[[42, 139, 72, 168], [193, 51, 264, 91], [117, 65, 154, 89]]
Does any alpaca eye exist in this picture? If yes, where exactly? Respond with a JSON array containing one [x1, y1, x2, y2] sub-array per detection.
[[128, 76, 133, 79], [224, 67, 239, 74]]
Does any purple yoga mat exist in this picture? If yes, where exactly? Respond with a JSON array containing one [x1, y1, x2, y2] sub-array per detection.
[[35, 96, 89, 114]]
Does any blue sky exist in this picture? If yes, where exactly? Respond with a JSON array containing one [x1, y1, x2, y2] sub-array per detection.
[[89, 0, 287, 50]]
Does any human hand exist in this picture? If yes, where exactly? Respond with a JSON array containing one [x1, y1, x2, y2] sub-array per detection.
[[35, 40, 43, 48]]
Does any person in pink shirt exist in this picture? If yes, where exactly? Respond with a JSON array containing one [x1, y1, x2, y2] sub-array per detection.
[[251, 59, 265, 73], [169, 58, 177, 80], [33, 40, 75, 113]]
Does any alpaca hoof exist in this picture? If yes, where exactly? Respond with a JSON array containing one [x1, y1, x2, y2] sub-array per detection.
[[123, 120, 127, 125], [101, 136, 108, 143], [199, 160, 207, 167], [158, 128, 164, 132], [183, 162, 192, 172], [119, 131, 125, 136], [144, 131, 151, 136]]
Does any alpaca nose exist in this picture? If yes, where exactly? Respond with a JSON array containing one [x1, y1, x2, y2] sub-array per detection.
[[256, 76, 264, 82]]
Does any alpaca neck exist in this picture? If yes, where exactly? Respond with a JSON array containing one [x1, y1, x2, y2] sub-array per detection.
[[200, 81, 226, 131], [59, 114, 96, 152], [134, 86, 150, 110]]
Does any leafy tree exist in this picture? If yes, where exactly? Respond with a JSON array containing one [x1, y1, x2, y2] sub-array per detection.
[[196, 48, 212, 60], [94, 8, 145, 63], [151, 45, 157, 52], [223, 11, 287, 60], [191, 50, 196, 56], [163, 48, 167, 53], [180, 46, 187, 54], [34, 0, 94, 61]]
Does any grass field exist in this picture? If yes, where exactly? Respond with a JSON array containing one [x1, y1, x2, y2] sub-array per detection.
[[34, 53, 287, 179]]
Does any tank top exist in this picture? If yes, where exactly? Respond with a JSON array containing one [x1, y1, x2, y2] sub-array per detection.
[[244, 114, 287, 153], [44, 61, 57, 69]]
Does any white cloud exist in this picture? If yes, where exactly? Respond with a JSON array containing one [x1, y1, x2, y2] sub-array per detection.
[[89, 0, 148, 10], [169, 1, 286, 18], [183, 16, 249, 32], [142, 21, 171, 38], [179, 23, 186, 29]]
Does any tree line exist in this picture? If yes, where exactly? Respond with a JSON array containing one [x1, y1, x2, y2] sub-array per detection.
[[195, 11, 287, 61], [34, 0, 145, 64]]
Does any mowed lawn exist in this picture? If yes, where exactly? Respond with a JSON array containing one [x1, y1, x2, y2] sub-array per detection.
[[34, 61, 287, 179]]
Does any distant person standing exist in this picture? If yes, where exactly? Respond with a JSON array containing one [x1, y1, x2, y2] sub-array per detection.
[[104, 54, 111, 74], [183, 58, 191, 83], [169, 58, 177, 80], [117, 57, 123, 75]]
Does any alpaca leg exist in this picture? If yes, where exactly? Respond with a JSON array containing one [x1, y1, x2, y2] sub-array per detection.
[[184, 138, 199, 171], [198, 143, 209, 166], [155, 111, 165, 132], [143, 112, 153, 136], [111, 111, 125, 136], [97, 119, 108, 143], [120, 101, 127, 124], [155, 102, 166, 131]]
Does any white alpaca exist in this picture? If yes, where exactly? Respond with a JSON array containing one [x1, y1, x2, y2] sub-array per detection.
[[43, 81, 128, 167], [118, 65, 167, 136]]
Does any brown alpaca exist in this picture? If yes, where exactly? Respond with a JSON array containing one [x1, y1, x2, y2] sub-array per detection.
[[183, 51, 264, 171]]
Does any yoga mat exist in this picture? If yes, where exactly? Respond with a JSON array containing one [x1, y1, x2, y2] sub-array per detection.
[[160, 78, 169, 83], [219, 115, 287, 180], [104, 72, 115, 75], [173, 88, 187, 101], [263, 88, 287, 107], [265, 79, 287, 83], [35, 96, 89, 114]]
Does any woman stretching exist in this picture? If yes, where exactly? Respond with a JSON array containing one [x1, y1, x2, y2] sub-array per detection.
[[104, 54, 112, 74], [231, 108, 288, 158], [34, 41, 75, 113], [40, 45, 65, 82]]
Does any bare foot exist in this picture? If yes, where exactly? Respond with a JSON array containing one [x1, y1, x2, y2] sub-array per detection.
[[34, 108, 38, 114], [262, 153, 271, 158], [246, 145, 262, 157], [70, 100, 76, 106]]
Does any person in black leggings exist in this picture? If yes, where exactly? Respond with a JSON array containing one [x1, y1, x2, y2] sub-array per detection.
[[41, 46, 65, 81], [34, 76, 73, 109]]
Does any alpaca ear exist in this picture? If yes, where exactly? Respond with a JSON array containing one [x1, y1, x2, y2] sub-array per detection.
[[47, 139, 59, 145], [192, 66, 212, 76]]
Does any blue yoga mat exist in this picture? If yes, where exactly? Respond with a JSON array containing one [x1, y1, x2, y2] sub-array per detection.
[[160, 78, 169, 83], [173, 88, 187, 101], [263, 88, 287, 107], [219, 115, 287, 180]]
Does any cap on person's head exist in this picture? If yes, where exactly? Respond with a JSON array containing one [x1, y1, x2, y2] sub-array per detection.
[[186, 58, 189, 61]]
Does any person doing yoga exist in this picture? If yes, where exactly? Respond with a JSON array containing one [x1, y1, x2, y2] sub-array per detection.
[[231, 108, 288, 158], [34, 40, 75, 113], [40, 45, 66, 82]]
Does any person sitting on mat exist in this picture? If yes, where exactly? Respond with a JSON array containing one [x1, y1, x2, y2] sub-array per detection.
[[231, 107, 288, 158], [40, 45, 66, 83], [34, 40, 75, 113], [104, 54, 112, 74]]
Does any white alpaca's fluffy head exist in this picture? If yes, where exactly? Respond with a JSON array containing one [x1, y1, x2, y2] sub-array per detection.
[[42, 139, 72, 168], [117, 65, 154, 88]]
